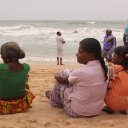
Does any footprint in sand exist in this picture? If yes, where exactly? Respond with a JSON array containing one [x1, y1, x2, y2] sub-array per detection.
[[57, 110, 64, 115], [64, 121, 71, 126], [26, 119, 37, 123], [44, 122, 59, 128]]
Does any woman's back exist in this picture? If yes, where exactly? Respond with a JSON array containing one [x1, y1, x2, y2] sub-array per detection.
[[111, 65, 128, 96], [0, 41, 34, 114], [67, 60, 107, 116], [0, 63, 30, 99]]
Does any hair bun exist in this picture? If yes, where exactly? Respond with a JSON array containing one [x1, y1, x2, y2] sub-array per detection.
[[18, 49, 25, 59], [1, 41, 25, 59]]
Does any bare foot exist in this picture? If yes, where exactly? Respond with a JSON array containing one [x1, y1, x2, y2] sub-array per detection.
[[102, 106, 114, 114], [60, 63, 64, 65], [45, 90, 51, 99]]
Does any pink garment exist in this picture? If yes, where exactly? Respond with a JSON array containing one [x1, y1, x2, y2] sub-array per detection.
[[65, 60, 107, 116]]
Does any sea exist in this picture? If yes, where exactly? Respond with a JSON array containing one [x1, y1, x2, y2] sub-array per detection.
[[0, 20, 127, 64]]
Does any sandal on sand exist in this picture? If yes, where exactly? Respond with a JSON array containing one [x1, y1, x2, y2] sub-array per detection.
[[45, 90, 51, 99], [102, 106, 114, 114]]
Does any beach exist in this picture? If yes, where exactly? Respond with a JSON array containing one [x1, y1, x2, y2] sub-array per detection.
[[0, 20, 128, 128], [0, 64, 127, 128]]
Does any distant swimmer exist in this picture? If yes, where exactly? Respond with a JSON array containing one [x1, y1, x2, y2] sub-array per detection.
[[73, 30, 78, 33]]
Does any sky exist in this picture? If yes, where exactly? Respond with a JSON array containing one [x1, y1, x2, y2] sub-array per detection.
[[0, 0, 127, 21]]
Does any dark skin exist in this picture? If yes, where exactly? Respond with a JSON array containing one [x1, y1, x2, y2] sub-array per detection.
[[55, 46, 95, 84], [76, 47, 94, 65], [1, 53, 23, 72], [112, 52, 123, 65]]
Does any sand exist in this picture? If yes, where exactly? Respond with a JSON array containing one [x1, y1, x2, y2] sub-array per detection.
[[0, 64, 128, 128]]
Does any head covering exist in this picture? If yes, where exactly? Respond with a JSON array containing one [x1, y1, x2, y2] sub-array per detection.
[[0, 42, 25, 59]]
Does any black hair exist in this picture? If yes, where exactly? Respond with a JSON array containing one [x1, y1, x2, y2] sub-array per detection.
[[56, 31, 61, 35], [114, 46, 128, 69], [79, 38, 108, 80]]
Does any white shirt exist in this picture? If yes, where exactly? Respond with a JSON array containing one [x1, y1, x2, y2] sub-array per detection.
[[56, 35, 65, 51], [65, 60, 107, 116]]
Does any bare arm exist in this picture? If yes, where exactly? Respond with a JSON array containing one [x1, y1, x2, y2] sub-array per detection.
[[26, 75, 30, 90]]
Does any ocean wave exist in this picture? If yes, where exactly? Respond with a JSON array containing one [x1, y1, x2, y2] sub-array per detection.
[[87, 22, 96, 24], [0, 20, 125, 60], [0, 25, 31, 31], [12, 25, 32, 30], [0, 25, 59, 36]]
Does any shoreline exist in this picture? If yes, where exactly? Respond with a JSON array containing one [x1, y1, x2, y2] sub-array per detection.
[[0, 58, 78, 65]]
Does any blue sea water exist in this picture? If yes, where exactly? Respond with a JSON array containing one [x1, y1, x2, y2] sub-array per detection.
[[0, 20, 127, 63]]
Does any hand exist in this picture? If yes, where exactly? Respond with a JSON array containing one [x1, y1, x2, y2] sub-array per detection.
[[54, 76, 69, 84], [107, 37, 114, 42]]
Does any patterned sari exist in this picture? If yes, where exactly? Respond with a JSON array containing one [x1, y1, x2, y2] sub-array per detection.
[[0, 90, 35, 114]]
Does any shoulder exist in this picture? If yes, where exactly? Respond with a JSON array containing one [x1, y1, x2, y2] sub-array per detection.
[[0, 63, 5, 67], [23, 63, 30, 72], [71, 67, 86, 77], [108, 34, 114, 39], [71, 68, 82, 75], [56, 36, 62, 41], [0, 63, 7, 69], [110, 65, 124, 74], [58, 36, 64, 40]]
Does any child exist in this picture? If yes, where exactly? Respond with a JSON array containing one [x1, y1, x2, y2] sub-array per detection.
[[45, 38, 108, 117], [0, 42, 35, 114], [103, 46, 128, 114]]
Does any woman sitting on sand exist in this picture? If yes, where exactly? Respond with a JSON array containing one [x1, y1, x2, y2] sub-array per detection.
[[0, 42, 35, 114], [103, 46, 128, 114], [45, 38, 108, 117]]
